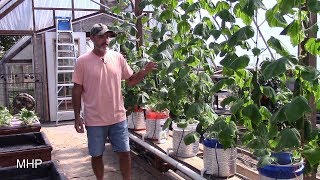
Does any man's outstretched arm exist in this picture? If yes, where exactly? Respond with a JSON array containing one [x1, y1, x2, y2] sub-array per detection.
[[126, 61, 157, 87]]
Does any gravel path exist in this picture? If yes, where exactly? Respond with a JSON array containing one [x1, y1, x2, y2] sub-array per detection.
[[41, 122, 164, 180]]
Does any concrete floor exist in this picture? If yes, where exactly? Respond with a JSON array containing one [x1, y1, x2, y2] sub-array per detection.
[[41, 122, 184, 180]]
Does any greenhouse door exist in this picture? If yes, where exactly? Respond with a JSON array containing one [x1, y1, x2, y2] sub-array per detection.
[[45, 32, 86, 122]]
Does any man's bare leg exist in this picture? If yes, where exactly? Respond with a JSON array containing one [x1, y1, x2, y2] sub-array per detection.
[[117, 152, 131, 180], [92, 155, 104, 180]]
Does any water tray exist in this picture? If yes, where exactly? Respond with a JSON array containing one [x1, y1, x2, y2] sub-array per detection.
[[0, 132, 52, 167], [0, 161, 66, 180]]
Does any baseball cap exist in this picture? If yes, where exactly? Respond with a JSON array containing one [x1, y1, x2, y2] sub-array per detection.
[[90, 23, 116, 37]]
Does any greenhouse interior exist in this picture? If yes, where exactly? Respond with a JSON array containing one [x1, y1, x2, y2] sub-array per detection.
[[0, 0, 320, 179]]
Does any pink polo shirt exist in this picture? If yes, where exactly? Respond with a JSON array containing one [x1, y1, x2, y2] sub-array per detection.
[[72, 50, 133, 126]]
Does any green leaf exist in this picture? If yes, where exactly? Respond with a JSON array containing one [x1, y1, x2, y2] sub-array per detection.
[[151, 27, 161, 39], [284, 20, 304, 46], [278, 0, 296, 15], [285, 96, 312, 123], [217, 9, 235, 22], [177, 121, 188, 129], [139, 0, 151, 10], [175, 79, 189, 95], [230, 99, 244, 114], [157, 39, 174, 53], [169, 0, 178, 9], [240, 0, 255, 17], [211, 30, 221, 40], [129, 26, 137, 36], [179, 67, 191, 77], [186, 2, 201, 14], [177, 21, 191, 34], [198, 72, 212, 83], [257, 156, 277, 167], [137, 92, 150, 104], [252, 48, 261, 56], [275, 128, 301, 151], [186, 103, 202, 118], [214, 1, 230, 14], [160, 9, 173, 22], [307, 0, 320, 13], [304, 120, 312, 141], [302, 146, 320, 166], [115, 33, 127, 44], [220, 55, 250, 70], [111, 6, 121, 14], [247, 137, 268, 149], [221, 96, 237, 107], [267, 37, 290, 57], [160, 24, 169, 37], [151, 0, 162, 7], [184, 132, 201, 145], [211, 78, 235, 93], [266, 9, 287, 28], [253, 149, 270, 158], [242, 104, 262, 125], [256, 123, 269, 138], [199, 0, 216, 15], [270, 106, 286, 123], [305, 38, 320, 56], [185, 56, 200, 67], [260, 106, 272, 120], [268, 123, 278, 138], [234, 3, 252, 25], [253, 0, 266, 10], [262, 86, 276, 103], [301, 66, 318, 81], [194, 23, 204, 36], [262, 57, 293, 80], [229, 26, 255, 47], [162, 118, 172, 130], [167, 61, 182, 73], [125, 42, 135, 51]]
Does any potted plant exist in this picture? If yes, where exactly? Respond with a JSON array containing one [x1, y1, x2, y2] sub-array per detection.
[[0, 106, 41, 135], [200, 115, 238, 178], [212, 1, 320, 179], [107, 1, 320, 178], [17, 108, 40, 126], [0, 106, 12, 127]]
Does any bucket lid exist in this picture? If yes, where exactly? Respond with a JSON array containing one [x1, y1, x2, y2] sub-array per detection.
[[203, 138, 224, 149]]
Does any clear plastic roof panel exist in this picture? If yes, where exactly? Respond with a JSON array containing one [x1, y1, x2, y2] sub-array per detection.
[[74, 0, 100, 9], [0, 0, 106, 32], [34, 0, 72, 8], [0, 0, 17, 14], [34, 10, 54, 31], [0, 0, 33, 31]]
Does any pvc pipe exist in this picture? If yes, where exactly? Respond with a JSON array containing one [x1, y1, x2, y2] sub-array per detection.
[[129, 133, 206, 180]]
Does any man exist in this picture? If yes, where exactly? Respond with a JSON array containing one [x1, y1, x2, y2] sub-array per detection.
[[72, 23, 157, 180]]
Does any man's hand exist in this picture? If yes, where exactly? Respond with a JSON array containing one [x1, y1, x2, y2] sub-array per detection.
[[143, 61, 158, 74], [74, 117, 84, 133], [127, 61, 158, 87]]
